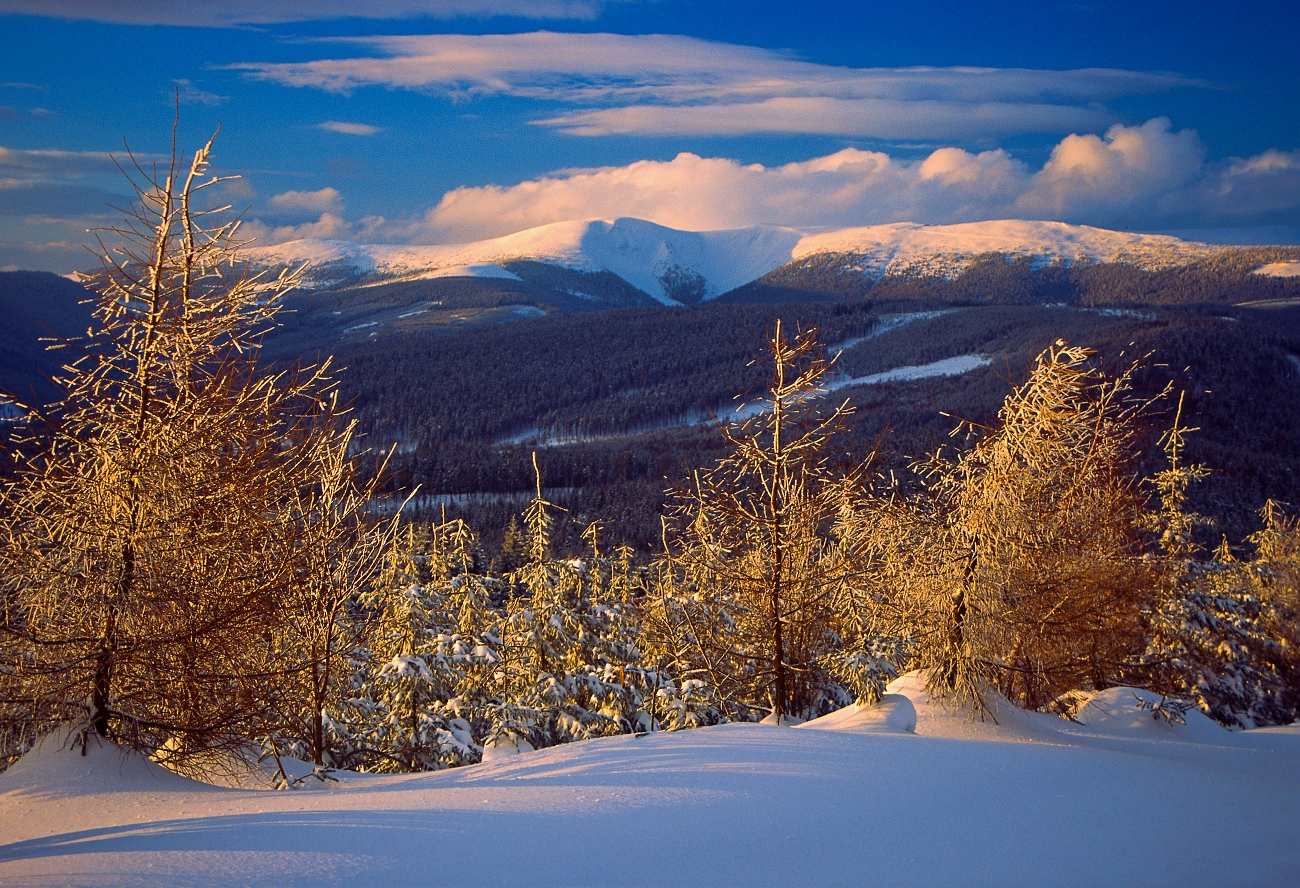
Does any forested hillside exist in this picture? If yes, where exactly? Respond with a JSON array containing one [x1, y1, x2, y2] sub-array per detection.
[[4, 265, 1300, 555], [279, 298, 1300, 554], [0, 271, 94, 406], [726, 249, 1300, 306]]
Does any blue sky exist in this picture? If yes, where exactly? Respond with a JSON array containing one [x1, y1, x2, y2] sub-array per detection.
[[2, 0, 1298, 271]]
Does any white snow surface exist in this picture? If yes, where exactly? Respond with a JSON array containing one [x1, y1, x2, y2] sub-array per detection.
[[1255, 260, 1300, 277], [409, 262, 523, 282], [824, 354, 992, 393], [244, 218, 1260, 304], [3, 673, 1297, 888]]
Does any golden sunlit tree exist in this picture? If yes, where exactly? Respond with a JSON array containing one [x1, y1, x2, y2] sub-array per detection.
[[0, 124, 370, 771], [866, 342, 1158, 714], [650, 322, 873, 722]]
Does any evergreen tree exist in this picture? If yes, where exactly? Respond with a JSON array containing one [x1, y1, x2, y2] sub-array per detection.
[[347, 520, 496, 771], [1145, 414, 1290, 726]]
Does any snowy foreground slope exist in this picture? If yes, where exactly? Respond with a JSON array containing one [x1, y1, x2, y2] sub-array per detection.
[[2, 676, 1298, 888], [244, 218, 1286, 305]]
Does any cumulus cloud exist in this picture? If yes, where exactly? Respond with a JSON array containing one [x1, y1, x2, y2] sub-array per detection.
[[0, 1, 613, 26], [318, 121, 384, 136], [266, 187, 344, 214], [1016, 117, 1205, 220], [420, 119, 1300, 240], [233, 31, 1194, 141]]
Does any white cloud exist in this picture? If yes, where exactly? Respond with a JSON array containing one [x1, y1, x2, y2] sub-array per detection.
[[242, 212, 351, 243], [232, 31, 1194, 141], [1016, 118, 1205, 221], [173, 79, 227, 106], [0, 145, 122, 176], [241, 212, 392, 246], [0, 1, 612, 26], [266, 187, 344, 214], [318, 120, 384, 136], [536, 96, 1112, 140], [418, 119, 1300, 240]]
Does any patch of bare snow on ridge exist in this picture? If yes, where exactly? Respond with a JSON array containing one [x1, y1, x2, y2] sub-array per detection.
[[1254, 260, 1300, 277], [390, 262, 523, 283]]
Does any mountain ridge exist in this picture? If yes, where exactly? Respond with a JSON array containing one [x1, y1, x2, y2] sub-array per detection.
[[244, 218, 1300, 306]]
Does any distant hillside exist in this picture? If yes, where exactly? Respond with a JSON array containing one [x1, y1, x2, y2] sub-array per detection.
[[306, 298, 1300, 555], [723, 249, 1300, 306], [0, 271, 93, 406]]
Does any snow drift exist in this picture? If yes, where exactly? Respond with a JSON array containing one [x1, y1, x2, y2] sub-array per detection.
[[2, 673, 1296, 887]]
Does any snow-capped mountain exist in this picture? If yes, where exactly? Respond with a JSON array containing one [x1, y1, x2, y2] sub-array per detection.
[[791, 220, 1223, 278], [244, 217, 1289, 305], [245, 218, 804, 305]]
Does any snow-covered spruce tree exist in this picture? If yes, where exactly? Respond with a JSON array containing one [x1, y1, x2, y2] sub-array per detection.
[[865, 342, 1157, 714], [1144, 406, 1290, 727], [640, 520, 743, 726], [487, 458, 644, 752], [650, 322, 875, 723], [0, 128, 349, 771], [1248, 501, 1300, 719], [574, 526, 653, 732], [343, 519, 499, 771]]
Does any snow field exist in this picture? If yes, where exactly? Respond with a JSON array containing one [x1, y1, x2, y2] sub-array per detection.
[[2, 674, 1297, 888]]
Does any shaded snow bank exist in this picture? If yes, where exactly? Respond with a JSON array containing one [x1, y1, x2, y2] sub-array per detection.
[[800, 693, 917, 734], [0, 726, 212, 799]]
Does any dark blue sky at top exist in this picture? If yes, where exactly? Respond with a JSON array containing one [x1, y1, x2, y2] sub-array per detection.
[[1, 0, 1298, 271]]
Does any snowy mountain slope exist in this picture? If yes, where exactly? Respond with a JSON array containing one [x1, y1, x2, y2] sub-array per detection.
[[245, 218, 804, 305], [2, 674, 1297, 888], [791, 220, 1222, 278], [245, 218, 1293, 306]]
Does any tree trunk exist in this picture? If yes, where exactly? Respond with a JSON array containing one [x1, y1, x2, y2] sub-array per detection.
[[769, 320, 787, 722]]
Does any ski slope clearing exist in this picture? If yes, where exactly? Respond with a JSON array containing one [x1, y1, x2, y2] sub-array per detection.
[[2, 676, 1297, 888], [825, 353, 993, 392], [500, 350, 991, 448], [1255, 260, 1300, 277]]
